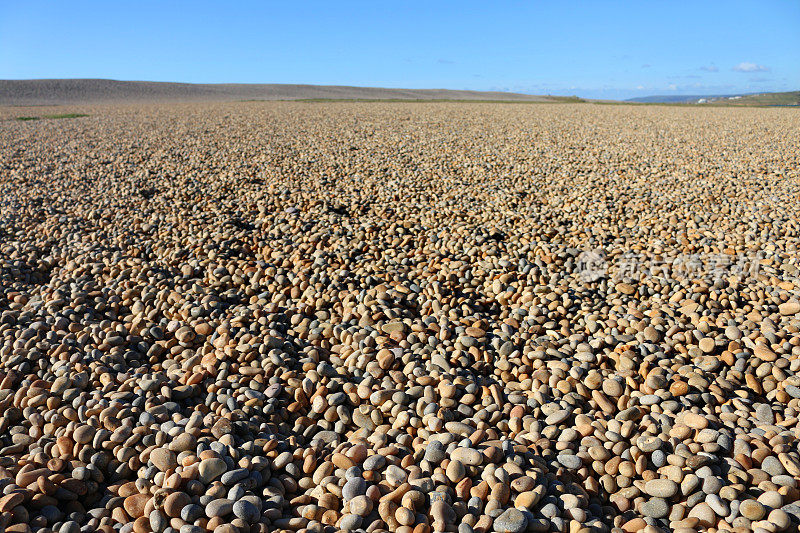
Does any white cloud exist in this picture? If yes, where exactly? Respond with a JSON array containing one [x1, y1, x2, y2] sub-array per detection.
[[700, 65, 718, 72], [732, 62, 770, 73], [668, 84, 677, 90], [636, 85, 645, 90]]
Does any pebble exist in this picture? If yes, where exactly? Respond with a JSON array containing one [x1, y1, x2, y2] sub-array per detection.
[[73, 425, 95, 444], [163, 492, 190, 517], [493, 508, 528, 533], [424, 441, 446, 464], [123, 494, 150, 519], [198, 458, 228, 484], [641, 498, 670, 519], [779, 301, 800, 315], [349, 495, 373, 516], [740, 500, 766, 521], [340, 514, 363, 531], [556, 454, 582, 469], [645, 479, 679, 498], [688, 502, 716, 527], [769, 508, 791, 530], [342, 477, 366, 500], [60, 523, 81, 533], [149, 510, 168, 532], [451, 447, 482, 466], [150, 448, 177, 472], [205, 498, 233, 518], [232, 500, 259, 522]]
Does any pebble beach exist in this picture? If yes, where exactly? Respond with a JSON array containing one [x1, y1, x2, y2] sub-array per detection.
[[2, 101, 800, 533]]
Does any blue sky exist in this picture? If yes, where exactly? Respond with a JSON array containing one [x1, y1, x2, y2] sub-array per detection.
[[1, 1, 798, 99]]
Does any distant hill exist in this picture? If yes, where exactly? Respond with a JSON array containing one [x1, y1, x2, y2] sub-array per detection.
[[0, 79, 560, 105], [713, 91, 800, 106], [627, 90, 799, 106], [627, 94, 745, 103]]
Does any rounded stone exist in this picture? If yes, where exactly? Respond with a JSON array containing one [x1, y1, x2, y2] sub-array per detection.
[[349, 495, 373, 517], [198, 458, 228, 484], [123, 494, 150, 519], [150, 448, 177, 472], [424, 441, 446, 464], [180, 504, 204, 523], [73, 425, 95, 444], [688, 502, 716, 527], [58, 521, 81, 533], [494, 507, 528, 533], [451, 447, 482, 466], [641, 498, 670, 519], [232, 500, 259, 522], [149, 510, 168, 533], [740, 500, 766, 521], [556, 454, 582, 469], [645, 479, 679, 498], [340, 513, 363, 531], [163, 491, 190, 518], [342, 477, 367, 500], [206, 498, 234, 518], [768, 508, 791, 531], [446, 459, 466, 482]]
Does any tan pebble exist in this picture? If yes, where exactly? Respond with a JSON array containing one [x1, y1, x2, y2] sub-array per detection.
[[123, 493, 150, 519], [395, 506, 415, 526], [687, 502, 716, 527]]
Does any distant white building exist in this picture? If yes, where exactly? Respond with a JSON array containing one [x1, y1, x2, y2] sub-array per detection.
[[697, 98, 708, 104]]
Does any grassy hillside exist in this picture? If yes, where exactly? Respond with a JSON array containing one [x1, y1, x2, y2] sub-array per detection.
[[629, 90, 799, 106], [0, 79, 558, 105], [706, 91, 800, 106]]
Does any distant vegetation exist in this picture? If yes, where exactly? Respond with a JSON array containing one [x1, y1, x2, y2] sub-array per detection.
[[628, 91, 799, 106], [0, 79, 554, 105], [242, 96, 587, 104], [706, 91, 800, 106], [16, 113, 89, 121]]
